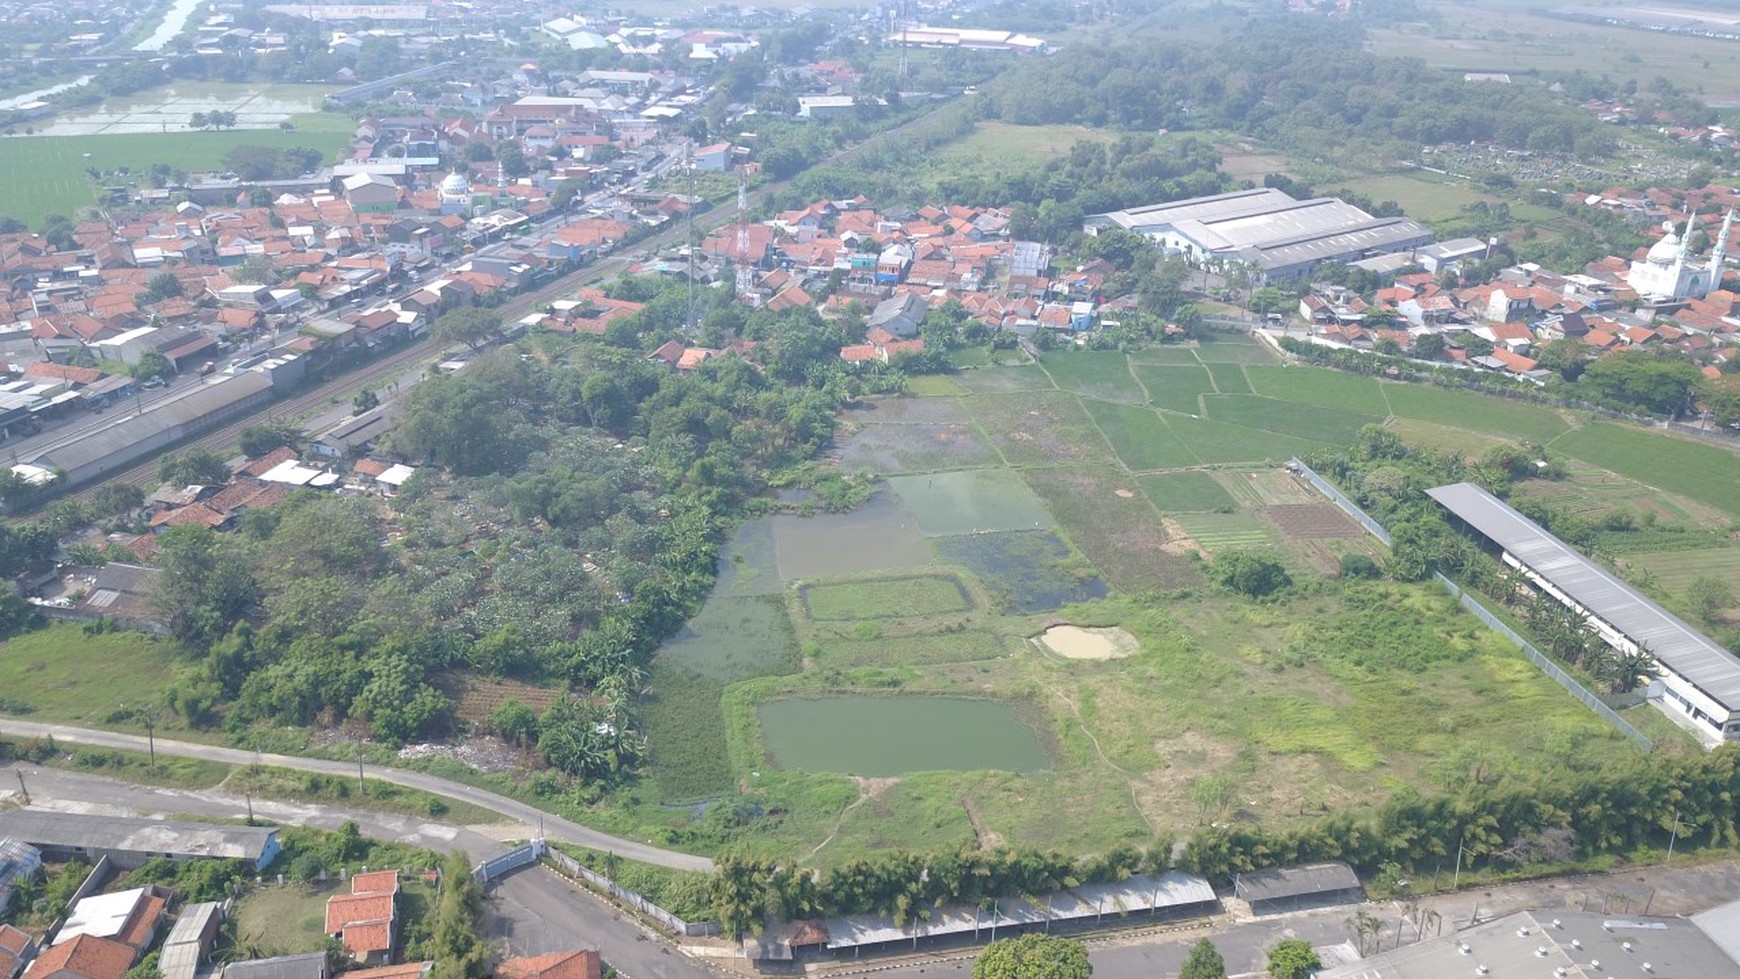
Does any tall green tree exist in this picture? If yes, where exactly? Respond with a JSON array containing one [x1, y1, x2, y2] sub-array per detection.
[[1180, 938, 1227, 979], [1266, 939, 1319, 979], [972, 934, 1092, 979]]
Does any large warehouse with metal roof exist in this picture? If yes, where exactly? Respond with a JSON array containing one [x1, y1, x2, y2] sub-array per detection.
[[1084, 187, 1434, 283], [1427, 481, 1740, 744]]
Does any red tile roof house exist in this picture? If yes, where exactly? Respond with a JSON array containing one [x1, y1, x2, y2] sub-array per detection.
[[496, 950, 601, 979], [327, 871, 400, 965], [23, 936, 135, 979]]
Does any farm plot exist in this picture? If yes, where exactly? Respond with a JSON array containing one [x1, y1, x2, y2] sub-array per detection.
[[1264, 503, 1364, 540], [835, 423, 1001, 472], [1382, 382, 1571, 445], [771, 492, 933, 578], [1513, 462, 1725, 528], [1626, 547, 1740, 594], [1133, 364, 1218, 414], [439, 673, 563, 728], [801, 574, 974, 620], [935, 530, 1109, 614], [810, 631, 1014, 668], [954, 364, 1055, 392], [890, 469, 1055, 536], [1023, 466, 1203, 592], [1550, 423, 1740, 521], [714, 519, 783, 597], [1247, 365, 1391, 416], [1172, 512, 1277, 553], [234, 884, 336, 955], [1042, 350, 1147, 404], [1083, 400, 1199, 471], [962, 390, 1119, 468], [842, 396, 970, 425], [1138, 470, 1238, 513], [1164, 413, 1331, 464], [1192, 334, 1278, 364], [654, 595, 799, 681], [1202, 394, 1384, 445], [1205, 362, 1252, 394], [1128, 346, 1205, 365]]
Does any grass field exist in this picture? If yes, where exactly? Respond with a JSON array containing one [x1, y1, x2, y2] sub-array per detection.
[[801, 574, 974, 621], [936, 121, 1114, 168], [1139, 471, 1239, 513], [1248, 365, 1392, 416], [1367, 0, 1740, 101], [1082, 400, 1199, 471], [1163, 412, 1331, 464], [1331, 171, 1498, 223], [0, 625, 189, 727], [1203, 394, 1384, 445], [1133, 364, 1217, 414], [234, 884, 336, 955], [1204, 362, 1252, 394], [1548, 423, 1740, 521], [1383, 383, 1571, 444], [1040, 350, 1146, 404], [0, 122, 352, 223]]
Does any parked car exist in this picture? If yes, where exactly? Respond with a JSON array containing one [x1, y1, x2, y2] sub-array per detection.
[[198, 361, 216, 376]]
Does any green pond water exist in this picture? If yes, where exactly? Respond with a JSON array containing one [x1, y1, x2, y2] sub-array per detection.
[[758, 696, 1050, 776]]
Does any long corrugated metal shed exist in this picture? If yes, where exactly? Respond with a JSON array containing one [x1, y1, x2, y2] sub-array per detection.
[[1233, 862, 1360, 903], [1426, 481, 1740, 709], [821, 871, 1216, 950]]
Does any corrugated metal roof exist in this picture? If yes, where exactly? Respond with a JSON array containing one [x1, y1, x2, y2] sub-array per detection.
[[1234, 862, 1360, 903], [821, 872, 1216, 950], [1427, 481, 1740, 709], [30, 373, 274, 478]]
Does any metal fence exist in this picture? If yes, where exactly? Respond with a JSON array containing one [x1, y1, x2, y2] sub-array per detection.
[[1287, 456, 1653, 751], [1289, 458, 1392, 545], [1433, 573, 1653, 751], [474, 840, 545, 885], [544, 848, 721, 937]]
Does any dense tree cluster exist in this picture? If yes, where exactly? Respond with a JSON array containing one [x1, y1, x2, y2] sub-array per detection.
[[978, 17, 1616, 160], [159, 337, 842, 778]]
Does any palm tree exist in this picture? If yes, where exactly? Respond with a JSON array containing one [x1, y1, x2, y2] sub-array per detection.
[[1606, 646, 1660, 695]]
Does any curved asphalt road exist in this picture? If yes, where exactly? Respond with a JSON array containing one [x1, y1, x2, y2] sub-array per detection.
[[0, 718, 714, 872]]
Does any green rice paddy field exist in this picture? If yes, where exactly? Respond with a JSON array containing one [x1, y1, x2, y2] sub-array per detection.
[[0, 122, 351, 223]]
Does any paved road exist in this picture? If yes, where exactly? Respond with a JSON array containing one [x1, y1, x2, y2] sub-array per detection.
[[0, 718, 713, 872], [0, 764, 716, 979]]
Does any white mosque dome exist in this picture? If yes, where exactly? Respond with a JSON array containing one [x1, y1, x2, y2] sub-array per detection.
[[440, 172, 472, 197], [1646, 230, 1681, 265]]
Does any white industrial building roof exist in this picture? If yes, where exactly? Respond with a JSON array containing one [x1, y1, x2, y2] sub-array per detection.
[[58, 887, 149, 943], [1087, 188, 1433, 275], [1427, 481, 1740, 709]]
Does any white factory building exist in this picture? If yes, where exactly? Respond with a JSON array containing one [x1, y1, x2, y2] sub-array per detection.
[[1084, 188, 1434, 283]]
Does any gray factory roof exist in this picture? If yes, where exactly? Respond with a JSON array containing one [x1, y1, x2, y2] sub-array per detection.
[[0, 811, 277, 861], [1234, 217, 1434, 272], [1089, 189, 1431, 270], [1320, 909, 1740, 979], [30, 372, 273, 477], [1091, 187, 1300, 232], [1427, 482, 1740, 709], [223, 952, 330, 979], [1233, 862, 1360, 904]]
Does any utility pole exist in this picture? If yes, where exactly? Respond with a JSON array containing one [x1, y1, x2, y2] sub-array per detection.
[[13, 771, 27, 806], [357, 756, 365, 796]]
